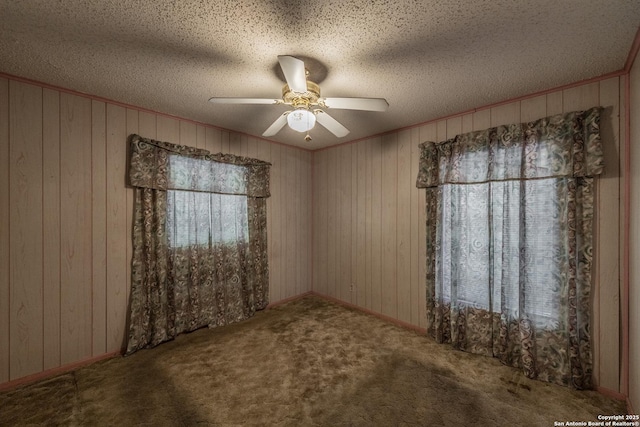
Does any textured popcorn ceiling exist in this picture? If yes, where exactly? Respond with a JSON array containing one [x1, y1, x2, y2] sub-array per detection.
[[0, 1, 638, 149]]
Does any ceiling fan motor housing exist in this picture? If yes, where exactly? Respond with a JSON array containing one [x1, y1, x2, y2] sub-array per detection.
[[282, 81, 321, 109]]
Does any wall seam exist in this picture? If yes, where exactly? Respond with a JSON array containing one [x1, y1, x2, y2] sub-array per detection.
[[5, 79, 10, 381], [7, 80, 11, 380], [90, 99, 94, 357], [57, 90, 61, 366], [40, 86, 44, 372], [622, 68, 631, 398], [103, 103, 108, 353]]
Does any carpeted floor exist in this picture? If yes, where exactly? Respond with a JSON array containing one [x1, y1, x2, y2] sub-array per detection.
[[0, 296, 627, 426]]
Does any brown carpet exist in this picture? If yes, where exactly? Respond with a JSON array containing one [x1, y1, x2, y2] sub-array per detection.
[[0, 295, 626, 426]]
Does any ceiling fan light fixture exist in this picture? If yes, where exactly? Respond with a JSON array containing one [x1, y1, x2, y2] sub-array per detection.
[[209, 55, 388, 141], [287, 108, 316, 132]]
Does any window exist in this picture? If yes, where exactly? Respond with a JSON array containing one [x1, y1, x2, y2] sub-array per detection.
[[167, 191, 249, 248], [165, 154, 251, 249], [437, 178, 563, 327]]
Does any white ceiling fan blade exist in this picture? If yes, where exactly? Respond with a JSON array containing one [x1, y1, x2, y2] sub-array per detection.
[[323, 97, 389, 112], [262, 112, 290, 137], [314, 110, 350, 138], [277, 55, 308, 93], [208, 97, 279, 105]]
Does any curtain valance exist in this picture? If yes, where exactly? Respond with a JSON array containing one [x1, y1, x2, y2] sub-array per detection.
[[129, 134, 271, 197], [416, 107, 603, 188]]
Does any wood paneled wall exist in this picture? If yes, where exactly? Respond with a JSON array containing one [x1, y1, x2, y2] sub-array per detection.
[[0, 73, 627, 394], [0, 77, 312, 384], [629, 56, 640, 412], [312, 77, 624, 392]]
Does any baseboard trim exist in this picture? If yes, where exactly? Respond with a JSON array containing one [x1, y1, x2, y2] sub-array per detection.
[[266, 291, 313, 309], [596, 386, 627, 401], [310, 291, 428, 335], [0, 294, 314, 393], [1, 294, 630, 409], [0, 351, 121, 392]]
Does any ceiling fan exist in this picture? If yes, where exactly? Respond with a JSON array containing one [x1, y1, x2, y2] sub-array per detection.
[[208, 55, 389, 141]]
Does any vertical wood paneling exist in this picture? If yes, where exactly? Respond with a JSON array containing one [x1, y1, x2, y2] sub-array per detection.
[[1, 76, 314, 387], [619, 75, 628, 395], [339, 144, 352, 302], [302, 150, 311, 293], [240, 134, 249, 157], [436, 120, 447, 143], [269, 144, 281, 302], [356, 141, 367, 307], [307, 150, 313, 293], [306, 150, 313, 293], [310, 80, 620, 392], [228, 132, 242, 155], [105, 104, 127, 353], [60, 92, 92, 365], [138, 111, 156, 139], [546, 91, 563, 116], [419, 123, 437, 328], [0, 78, 8, 383], [371, 137, 382, 313], [255, 138, 271, 161], [179, 121, 196, 148], [329, 147, 339, 299], [491, 102, 521, 127], [313, 150, 329, 295], [0, 72, 622, 393], [205, 127, 222, 153], [91, 100, 107, 357], [318, 151, 330, 295], [42, 89, 61, 370], [446, 116, 462, 139], [397, 130, 411, 323], [283, 147, 296, 299], [156, 116, 179, 142], [628, 59, 640, 411], [9, 81, 43, 380], [125, 109, 138, 334], [247, 137, 258, 159], [365, 139, 373, 311], [520, 95, 547, 122], [255, 140, 271, 166], [462, 114, 473, 133], [288, 147, 298, 297], [418, 186, 428, 325], [597, 78, 620, 391], [295, 149, 303, 295], [409, 127, 421, 325], [472, 109, 491, 132], [563, 82, 600, 112], [381, 133, 397, 318], [255, 140, 272, 299], [221, 131, 230, 153], [312, 149, 322, 295], [351, 146, 358, 305], [326, 148, 338, 298], [196, 125, 206, 150]]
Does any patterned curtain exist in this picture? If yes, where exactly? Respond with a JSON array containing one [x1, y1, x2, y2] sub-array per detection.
[[416, 107, 603, 389], [126, 134, 270, 355]]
